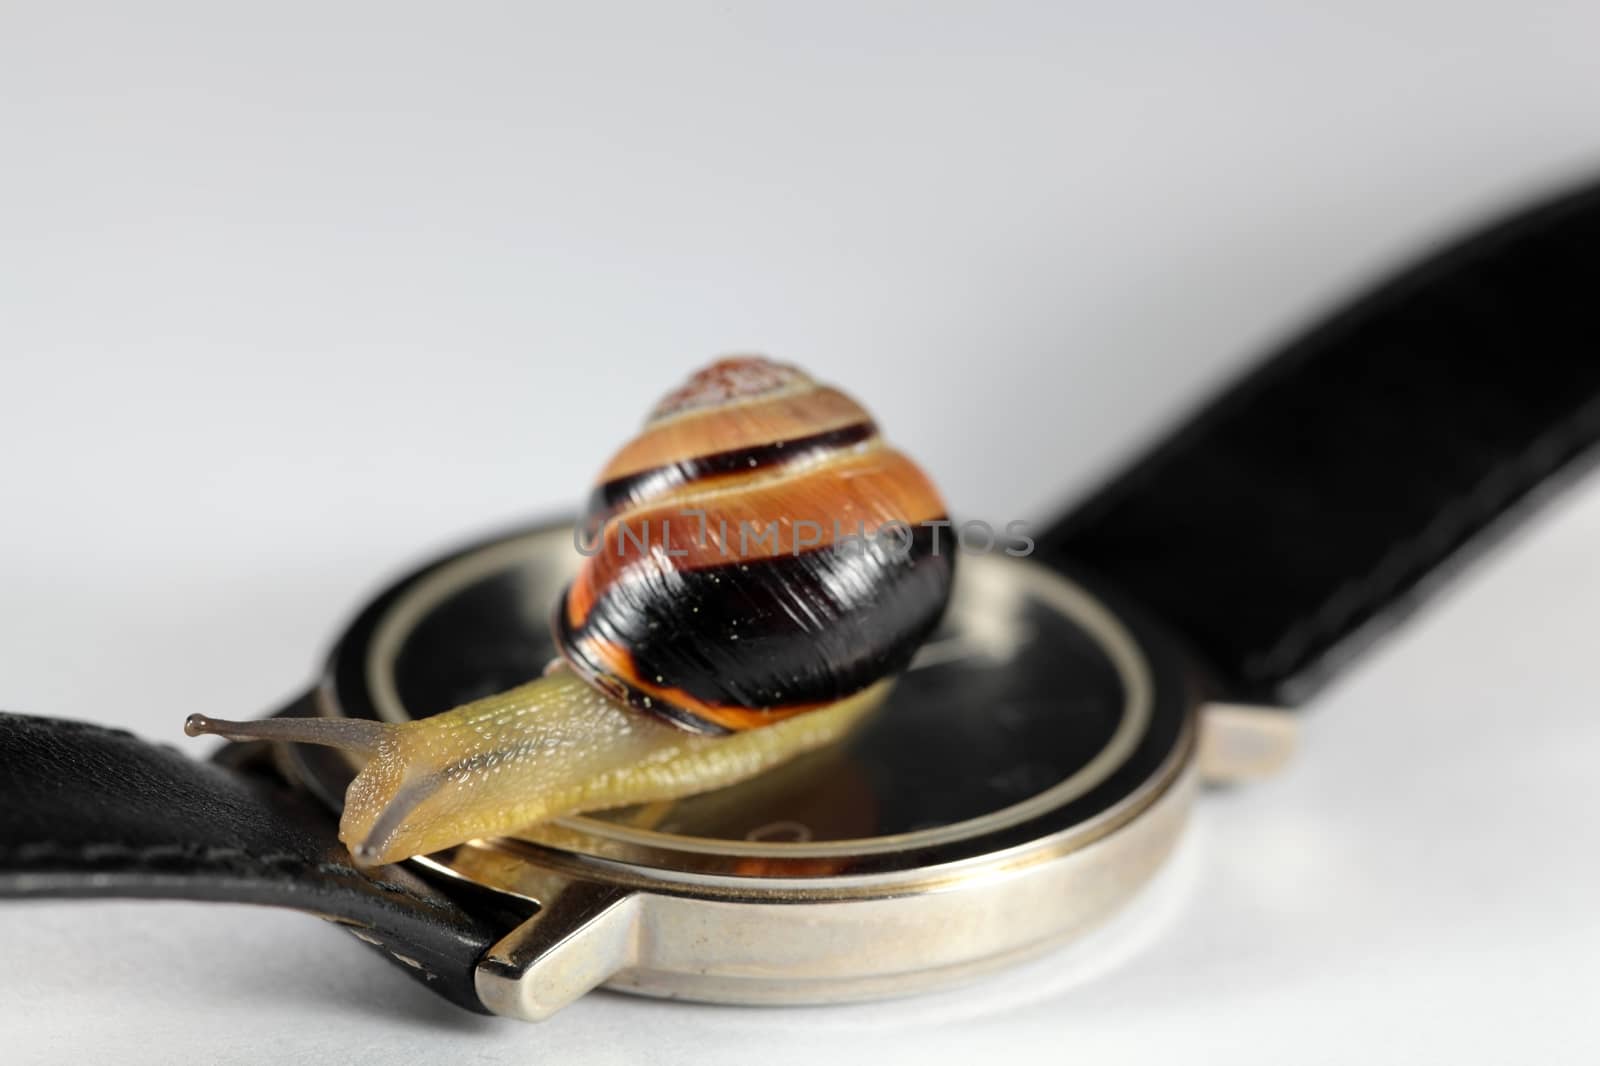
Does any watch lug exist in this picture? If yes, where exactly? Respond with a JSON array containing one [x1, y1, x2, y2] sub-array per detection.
[[474, 876, 640, 1021], [1197, 701, 1297, 783]]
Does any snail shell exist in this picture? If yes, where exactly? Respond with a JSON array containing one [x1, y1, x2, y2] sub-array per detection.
[[557, 357, 955, 734]]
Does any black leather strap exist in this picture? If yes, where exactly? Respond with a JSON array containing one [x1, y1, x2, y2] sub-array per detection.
[[1038, 178, 1600, 704], [0, 708, 502, 1013]]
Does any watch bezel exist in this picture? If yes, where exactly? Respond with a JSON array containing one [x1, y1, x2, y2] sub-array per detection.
[[282, 519, 1201, 1015]]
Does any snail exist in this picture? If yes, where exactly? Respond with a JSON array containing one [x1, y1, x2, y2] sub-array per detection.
[[187, 357, 954, 866]]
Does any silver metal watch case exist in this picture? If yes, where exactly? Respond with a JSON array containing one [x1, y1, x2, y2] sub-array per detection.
[[286, 522, 1200, 1020]]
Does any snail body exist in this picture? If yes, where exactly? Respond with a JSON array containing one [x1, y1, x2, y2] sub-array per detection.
[[189, 357, 953, 865]]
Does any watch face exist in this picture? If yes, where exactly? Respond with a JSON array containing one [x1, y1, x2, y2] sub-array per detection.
[[300, 522, 1191, 879]]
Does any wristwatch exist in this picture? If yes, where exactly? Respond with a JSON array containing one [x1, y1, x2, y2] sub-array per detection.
[[4, 176, 1598, 1021]]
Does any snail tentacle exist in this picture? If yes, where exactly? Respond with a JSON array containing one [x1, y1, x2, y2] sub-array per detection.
[[184, 712, 389, 756]]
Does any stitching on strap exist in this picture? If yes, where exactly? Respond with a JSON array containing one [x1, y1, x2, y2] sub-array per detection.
[[0, 713, 139, 742], [1242, 391, 1600, 682], [0, 841, 458, 913]]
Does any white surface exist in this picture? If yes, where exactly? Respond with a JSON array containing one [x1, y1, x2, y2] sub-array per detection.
[[3, 2, 1599, 1063]]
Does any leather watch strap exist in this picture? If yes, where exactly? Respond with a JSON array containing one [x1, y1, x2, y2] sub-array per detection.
[[0, 708, 500, 1013], [1038, 178, 1600, 704]]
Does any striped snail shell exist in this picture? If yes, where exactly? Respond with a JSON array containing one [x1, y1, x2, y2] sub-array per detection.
[[556, 356, 955, 735]]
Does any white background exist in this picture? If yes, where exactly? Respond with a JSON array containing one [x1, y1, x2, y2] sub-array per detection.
[[3, 3, 1599, 1063]]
